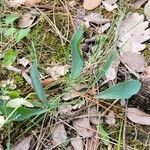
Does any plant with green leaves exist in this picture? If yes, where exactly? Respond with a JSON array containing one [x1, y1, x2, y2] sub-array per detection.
[[3, 14, 30, 43]]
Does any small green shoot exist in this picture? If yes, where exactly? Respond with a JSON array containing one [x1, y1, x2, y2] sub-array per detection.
[[5, 15, 19, 25], [2, 49, 17, 66], [4, 27, 17, 37], [97, 124, 110, 146], [117, 121, 123, 150], [15, 28, 30, 43], [94, 52, 116, 84]]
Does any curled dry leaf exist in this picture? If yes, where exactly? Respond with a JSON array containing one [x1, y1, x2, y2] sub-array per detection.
[[144, 0, 150, 22], [5, 0, 41, 7], [121, 51, 145, 72], [13, 136, 32, 150], [62, 90, 81, 101], [84, 13, 110, 25], [126, 108, 150, 125], [18, 12, 36, 28], [51, 123, 67, 145], [129, 0, 148, 9], [117, 13, 150, 53], [105, 111, 116, 125], [88, 106, 101, 125], [102, 0, 118, 11], [83, 0, 102, 10], [17, 57, 30, 67], [5, 0, 26, 8], [46, 65, 69, 80], [71, 136, 84, 150], [73, 117, 94, 138], [98, 23, 111, 33], [58, 100, 85, 115]]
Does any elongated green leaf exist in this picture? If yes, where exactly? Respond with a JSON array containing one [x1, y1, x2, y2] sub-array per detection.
[[95, 80, 141, 99], [15, 28, 30, 43], [6, 98, 34, 108], [2, 49, 17, 66], [5, 15, 19, 25], [4, 27, 17, 37], [95, 53, 115, 83], [30, 63, 47, 104], [97, 124, 110, 146], [0, 105, 48, 121], [70, 25, 84, 79]]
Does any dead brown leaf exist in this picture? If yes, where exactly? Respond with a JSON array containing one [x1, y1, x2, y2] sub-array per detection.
[[83, 0, 102, 10], [121, 51, 145, 72], [62, 90, 81, 101], [17, 57, 30, 67], [85, 137, 99, 150], [129, 0, 148, 9], [25, 0, 41, 6], [117, 13, 150, 53], [84, 13, 110, 25], [73, 117, 94, 138], [18, 12, 36, 28], [51, 123, 67, 145], [0, 143, 4, 150], [126, 108, 150, 125], [5, 0, 25, 8], [12, 136, 32, 150], [88, 106, 101, 125], [144, 0, 150, 22], [102, 0, 118, 11], [71, 136, 84, 150], [105, 111, 116, 126], [5, 0, 41, 8], [46, 65, 69, 80]]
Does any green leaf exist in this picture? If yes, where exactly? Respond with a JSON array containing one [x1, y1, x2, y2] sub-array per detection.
[[5, 15, 19, 25], [95, 53, 115, 83], [97, 124, 110, 146], [15, 28, 30, 43], [2, 49, 17, 66], [70, 25, 84, 79], [4, 27, 17, 37], [6, 98, 34, 108], [95, 80, 141, 100], [7, 90, 20, 98], [0, 105, 48, 121], [30, 63, 47, 104]]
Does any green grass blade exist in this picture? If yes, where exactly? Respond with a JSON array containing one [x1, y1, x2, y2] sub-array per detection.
[[0, 105, 48, 121], [95, 80, 141, 99], [30, 62, 47, 104], [97, 124, 110, 146], [15, 28, 30, 43], [70, 25, 84, 79], [117, 121, 123, 150], [94, 53, 115, 84]]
